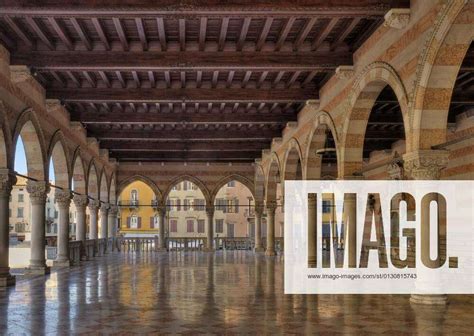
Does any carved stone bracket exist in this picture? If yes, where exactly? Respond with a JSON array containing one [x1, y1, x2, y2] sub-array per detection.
[[205, 206, 215, 216], [403, 150, 449, 180], [26, 180, 50, 205], [100, 203, 110, 214], [384, 8, 411, 29], [266, 201, 277, 214], [108, 205, 119, 216], [88, 200, 100, 212], [0, 169, 16, 197], [73, 195, 89, 209], [335, 65, 354, 80]]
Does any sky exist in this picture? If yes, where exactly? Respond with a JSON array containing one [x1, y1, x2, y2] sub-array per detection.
[[15, 136, 55, 183]]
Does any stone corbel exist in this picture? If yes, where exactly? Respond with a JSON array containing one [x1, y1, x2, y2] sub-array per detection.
[[335, 66, 355, 80], [384, 8, 411, 29], [403, 150, 449, 180]]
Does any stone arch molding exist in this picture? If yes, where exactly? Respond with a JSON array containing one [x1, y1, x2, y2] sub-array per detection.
[[282, 138, 304, 180], [163, 174, 211, 206], [340, 61, 411, 176], [47, 130, 71, 189], [210, 173, 256, 203], [0, 101, 13, 169], [265, 152, 282, 205], [117, 174, 163, 203], [71, 146, 87, 195], [304, 110, 340, 179], [254, 164, 266, 206]]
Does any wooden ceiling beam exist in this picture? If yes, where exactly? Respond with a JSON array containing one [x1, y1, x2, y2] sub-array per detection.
[[156, 17, 167, 51], [275, 17, 295, 51], [256, 18, 273, 51], [101, 140, 271, 151], [25, 17, 54, 50], [110, 151, 261, 161], [236, 17, 251, 52], [112, 17, 129, 51], [311, 18, 338, 51], [70, 17, 91, 50], [12, 51, 352, 71], [135, 17, 148, 51], [48, 17, 73, 50], [3, 16, 33, 48], [218, 17, 229, 51], [199, 17, 207, 51], [179, 18, 186, 51], [293, 18, 317, 51], [91, 18, 110, 50]]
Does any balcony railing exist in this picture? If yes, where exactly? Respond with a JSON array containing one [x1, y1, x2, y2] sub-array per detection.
[[167, 237, 206, 251], [215, 237, 252, 250], [119, 200, 139, 208]]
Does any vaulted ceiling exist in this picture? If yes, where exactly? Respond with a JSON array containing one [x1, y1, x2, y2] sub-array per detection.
[[0, 1, 412, 162]]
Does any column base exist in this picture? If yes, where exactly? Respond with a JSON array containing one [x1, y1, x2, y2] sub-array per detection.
[[202, 247, 215, 252], [53, 260, 71, 267], [410, 294, 448, 305], [265, 249, 277, 256], [254, 247, 265, 253], [27, 265, 50, 275], [0, 273, 16, 287]]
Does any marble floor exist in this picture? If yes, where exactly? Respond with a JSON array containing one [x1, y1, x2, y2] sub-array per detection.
[[1, 251, 472, 335]]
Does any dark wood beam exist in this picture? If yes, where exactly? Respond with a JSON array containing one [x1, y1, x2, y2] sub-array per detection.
[[75, 111, 296, 124], [135, 18, 148, 51], [110, 150, 262, 161], [70, 17, 91, 50], [101, 140, 271, 151], [3, 16, 33, 48], [91, 18, 110, 50], [112, 17, 129, 51], [311, 18, 338, 51], [50, 87, 317, 103], [275, 17, 295, 51], [25, 17, 54, 50], [156, 17, 167, 51], [331, 18, 361, 51], [13, 51, 352, 71], [256, 18, 273, 51], [92, 128, 281, 140], [294, 18, 317, 51], [218, 17, 229, 51], [236, 17, 251, 51], [48, 17, 73, 50], [199, 17, 207, 51]]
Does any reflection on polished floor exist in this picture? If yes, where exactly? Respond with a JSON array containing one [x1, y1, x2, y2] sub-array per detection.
[[1, 252, 473, 334]]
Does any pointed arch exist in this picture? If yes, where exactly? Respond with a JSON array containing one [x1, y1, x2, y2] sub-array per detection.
[[283, 138, 303, 181], [163, 175, 210, 206], [99, 168, 109, 203], [210, 174, 255, 203], [86, 159, 99, 200], [12, 108, 47, 180], [340, 62, 410, 177], [305, 111, 340, 179], [265, 152, 281, 205], [117, 174, 162, 203], [71, 147, 87, 195], [47, 130, 70, 189], [109, 172, 117, 205]]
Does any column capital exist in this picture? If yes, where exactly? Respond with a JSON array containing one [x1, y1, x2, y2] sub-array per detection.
[[26, 180, 50, 204], [387, 158, 404, 180], [383, 8, 410, 29], [266, 201, 277, 214], [157, 205, 167, 216], [205, 206, 214, 216], [403, 150, 449, 180], [254, 203, 264, 216], [54, 189, 72, 208], [0, 169, 16, 197], [100, 203, 110, 213], [88, 199, 100, 212], [108, 205, 118, 216], [73, 194, 89, 209]]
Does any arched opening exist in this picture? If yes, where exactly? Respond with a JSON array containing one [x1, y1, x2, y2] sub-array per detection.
[[213, 179, 255, 243], [284, 144, 303, 181], [118, 180, 159, 237], [362, 85, 406, 179], [165, 179, 207, 242], [265, 157, 284, 248]]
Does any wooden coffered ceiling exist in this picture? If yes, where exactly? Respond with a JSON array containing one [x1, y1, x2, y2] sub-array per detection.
[[0, 0, 411, 163]]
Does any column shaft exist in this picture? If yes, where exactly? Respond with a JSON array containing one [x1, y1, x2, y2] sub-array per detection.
[[73, 195, 88, 242], [27, 180, 50, 274], [88, 201, 99, 240], [158, 207, 167, 250], [0, 170, 15, 286], [54, 189, 72, 267], [204, 206, 214, 252], [254, 206, 264, 252], [265, 203, 277, 256], [308, 194, 317, 267]]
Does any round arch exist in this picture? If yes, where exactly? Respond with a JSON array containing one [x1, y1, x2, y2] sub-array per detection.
[[47, 130, 70, 189], [305, 111, 340, 179], [117, 175, 162, 203], [12, 108, 47, 180], [86, 159, 99, 200], [411, 1, 474, 149], [163, 175, 210, 206], [265, 152, 282, 205], [210, 174, 256, 203], [0, 101, 13, 170], [71, 147, 87, 195], [340, 62, 410, 177]]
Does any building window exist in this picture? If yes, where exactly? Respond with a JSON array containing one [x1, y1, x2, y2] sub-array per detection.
[[170, 219, 178, 233], [197, 219, 205, 233], [130, 189, 138, 205], [183, 199, 190, 211], [176, 199, 181, 211], [129, 215, 140, 229], [186, 219, 194, 232], [18, 193, 24, 202], [227, 180, 235, 187], [215, 219, 224, 233], [194, 199, 205, 211], [54, 210, 58, 219], [322, 200, 331, 213], [17, 207, 24, 218]]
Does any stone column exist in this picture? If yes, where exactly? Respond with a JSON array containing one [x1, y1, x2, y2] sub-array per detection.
[[100, 203, 109, 252], [307, 194, 317, 267], [26, 180, 50, 274], [157, 205, 167, 251], [107, 205, 118, 251], [254, 204, 264, 252], [53, 189, 72, 267], [0, 170, 16, 286], [265, 202, 277, 256], [403, 149, 449, 305], [88, 200, 99, 239], [204, 206, 214, 252], [73, 195, 88, 242]]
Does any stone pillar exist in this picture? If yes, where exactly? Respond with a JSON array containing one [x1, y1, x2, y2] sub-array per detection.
[[73, 195, 88, 242], [53, 189, 72, 267], [157, 205, 167, 251], [403, 150, 449, 305], [107, 205, 118, 251], [26, 180, 50, 274], [204, 206, 214, 252], [265, 202, 277, 256], [88, 200, 99, 239], [307, 194, 317, 267], [0, 170, 16, 286], [100, 203, 109, 252], [254, 204, 264, 252]]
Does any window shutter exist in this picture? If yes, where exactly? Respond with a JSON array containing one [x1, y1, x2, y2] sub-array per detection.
[[127, 217, 131, 228], [235, 199, 239, 213], [177, 199, 181, 211], [150, 216, 154, 228], [138, 217, 142, 228]]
